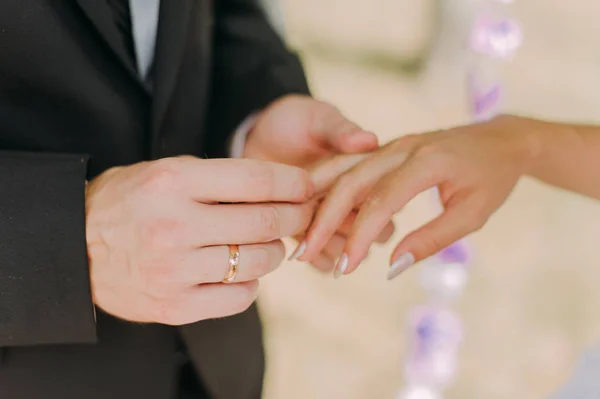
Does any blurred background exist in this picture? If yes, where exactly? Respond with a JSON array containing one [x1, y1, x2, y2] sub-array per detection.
[[256, 1, 600, 398]]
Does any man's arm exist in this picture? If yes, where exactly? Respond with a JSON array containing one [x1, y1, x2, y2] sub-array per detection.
[[0, 151, 96, 346], [204, 0, 310, 158]]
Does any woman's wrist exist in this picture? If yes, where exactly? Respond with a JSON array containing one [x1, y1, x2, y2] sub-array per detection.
[[493, 114, 545, 176], [518, 116, 546, 175]]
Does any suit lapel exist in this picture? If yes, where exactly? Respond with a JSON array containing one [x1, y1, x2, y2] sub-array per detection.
[[74, 0, 145, 87], [150, 0, 194, 157]]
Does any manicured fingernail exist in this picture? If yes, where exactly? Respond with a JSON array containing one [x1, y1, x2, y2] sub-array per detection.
[[387, 252, 416, 280], [333, 253, 348, 279], [288, 241, 306, 261]]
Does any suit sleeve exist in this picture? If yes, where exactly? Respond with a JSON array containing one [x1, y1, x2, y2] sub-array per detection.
[[0, 151, 96, 347], [204, 0, 311, 158]]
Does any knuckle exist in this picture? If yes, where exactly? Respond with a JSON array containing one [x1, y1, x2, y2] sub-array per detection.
[[362, 192, 395, 219], [137, 261, 178, 300], [139, 219, 184, 250], [421, 234, 445, 256], [141, 264, 176, 292], [363, 192, 387, 210], [141, 158, 182, 193], [255, 206, 280, 241], [414, 145, 456, 180]]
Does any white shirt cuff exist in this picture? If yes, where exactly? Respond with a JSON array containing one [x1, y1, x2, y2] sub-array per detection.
[[229, 113, 259, 158]]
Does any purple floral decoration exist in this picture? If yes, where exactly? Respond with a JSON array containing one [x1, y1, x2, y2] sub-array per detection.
[[470, 16, 523, 59], [436, 241, 471, 265]]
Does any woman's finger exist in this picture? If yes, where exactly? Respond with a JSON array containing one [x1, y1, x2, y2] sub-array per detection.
[[386, 195, 485, 280], [334, 155, 444, 277], [298, 150, 408, 262], [309, 153, 370, 194], [290, 235, 343, 272], [337, 211, 395, 243], [290, 236, 334, 272]]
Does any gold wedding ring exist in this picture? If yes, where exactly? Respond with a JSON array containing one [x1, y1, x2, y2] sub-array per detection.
[[222, 244, 240, 283]]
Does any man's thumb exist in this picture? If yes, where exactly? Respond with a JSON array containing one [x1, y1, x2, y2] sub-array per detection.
[[321, 117, 379, 153]]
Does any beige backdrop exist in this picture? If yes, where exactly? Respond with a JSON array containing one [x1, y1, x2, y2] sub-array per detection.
[[258, 1, 600, 398]]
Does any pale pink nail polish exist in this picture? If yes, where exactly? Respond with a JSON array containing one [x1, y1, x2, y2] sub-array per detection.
[[387, 252, 416, 280], [333, 253, 348, 279], [288, 241, 306, 261]]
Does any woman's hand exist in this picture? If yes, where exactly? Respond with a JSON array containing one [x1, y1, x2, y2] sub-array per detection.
[[297, 115, 541, 279]]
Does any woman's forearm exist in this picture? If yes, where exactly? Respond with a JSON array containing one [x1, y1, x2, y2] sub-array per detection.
[[523, 117, 600, 200]]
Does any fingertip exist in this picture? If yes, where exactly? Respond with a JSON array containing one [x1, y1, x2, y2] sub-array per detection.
[[346, 246, 369, 274], [297, 236, 324, 263], [387, 252, 416, 280], [288, 240, 307, 261], [333, 253, 348, 279], [389, 241, 413, 265], [328, 128, 377, 152], [342, 258, 360, 276], [300, 225, 341, 265], [391, 202, 473, 266], [362, 130, 379, 145], [333, 250, 365, 278], [343, 131, 379, 152], [336, 235, 370, 277], [389, 235, 427, 267]]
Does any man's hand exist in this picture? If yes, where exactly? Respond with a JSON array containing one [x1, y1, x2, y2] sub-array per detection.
[[85, 156, 315, 325], [243, 95, 379, 167]]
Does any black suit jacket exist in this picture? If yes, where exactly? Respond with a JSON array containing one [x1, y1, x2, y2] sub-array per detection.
[[0, 1, 309, 398]]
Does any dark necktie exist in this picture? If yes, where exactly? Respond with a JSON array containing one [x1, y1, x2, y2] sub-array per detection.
[[105, 0, 136, 65]]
